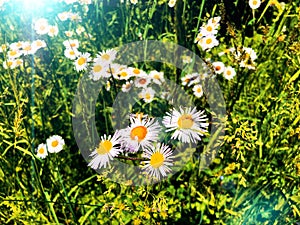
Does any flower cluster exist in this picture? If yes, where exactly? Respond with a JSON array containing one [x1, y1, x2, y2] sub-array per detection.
[[36, 135, 65, 159], [195, 17, 221, 51], [0, 40, 46, 69], [34, 18, 59, 37], [88, 107, 209, 180]]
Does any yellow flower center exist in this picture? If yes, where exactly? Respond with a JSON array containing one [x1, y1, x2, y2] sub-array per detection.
[[39, 147, 45, 154], [150, 152, 164, 168], [226, 70, 232, 75], [101, 53, 110, 61], [70, 51, 75, 55], [177, 114, 194, 129], [93, 65, 102, 73], [78, 57, 86, 66], [206, 38, 212, 44], [7, 61, 13, 67], [130, 126, 148, 142], [51, 140, 59, 147], [253, 0, 258, 5], [70, 43, 76, 48], [197, 88, 202, 93], [119, 71, 128, 77], [145, 93, 151, 100], [10, 50, 17, 56], [153, 74, 160, 79], [133, 68, 140, 75], [96, 140, 113, 155], [207, 26, 213, 32]]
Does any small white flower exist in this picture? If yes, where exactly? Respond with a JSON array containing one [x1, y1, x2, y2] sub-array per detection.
[[36, 143, 48, 159], [193, 84, 204, 98], [48, 25, 59, 37], [63, 39, 80, 49], [122, 81, 133, 92], [168, 0, 176, 7], [223, 66, 236, 80], [74, 52, 91, 72], [64, 48, 80, 60], [198, 35, 219, 51], [142, 143, 174, 180], [249, 0, 261, 9], [149, 70, 165, 85], [34, 18, 49, 35], [130, 0, 138, 4], [46, 135, 65, 153], [140, 87, 156, 103], [212, 61, 225, 74], [134, 76, 151, 88], [162, 106, 209, 143]]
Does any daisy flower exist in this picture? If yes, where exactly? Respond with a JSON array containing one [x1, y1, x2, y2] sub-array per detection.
[[96, 49, 117, 65], [76, 26, 85, 35], [104, 63, 121, 78], [168, 0, 176, 8], [140, 87, 156, 103], [88, 131, 122, 169], [122, 81, 133, 92], [46, 135, 65, 153], [199, 22, 218, 36], [21, 41, 35, 55], [121, 116, 161, 152], [31, 40, 47, 51], [74, 52, 91, 72], [149, 70, 165, 85], [64, 48, 80, 60], [249, 0, 261, 9], [116, 67, 132, 80], [212, 61, 225, 74], [89, 59, 108, 81], [194, 32, 205, 44], [63, 39, 80, 49], [58, 11, 70, 21], [193, 84, 204, 98], [162, 106, 209, 143], [223, 66, 236, 80], [181, 73, 201, 87], [34, 18, 50, 35], [65, 31, 74, 38], [134, 76, 151, 88], [198, 35, 219, 51], [7, 49, 22, 59], [130, 0, 138, 4], [36, 143, 48, 159], [142, 143, 174, 180], [3, 59, 16, 69], [9, 41, 23, 50], [48, 25, 59, 37], [208, 16, 221, 28], [128, 67, 147, 77]]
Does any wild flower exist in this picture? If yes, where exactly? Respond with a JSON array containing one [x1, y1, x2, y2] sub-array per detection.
[[46, 135, 65, 153], [249, 0, 261, 9], [36, 143, 48, 159], [74, 52, 91, 71], [193, 84, 204, 98], [223, 66, 236, 80]]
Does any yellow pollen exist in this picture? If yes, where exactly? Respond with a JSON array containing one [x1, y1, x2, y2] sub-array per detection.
[[133, 68, 140, 75], [10, 51, 17, 56], [39, 148, 45, 154], [226, 70, 232, 75], [93, 65, 102, 72], [130, 126, 147, 142], [145, 93, 151, 100], [51, 140, 59, 147], [197, 88, 202, 93], [177, 114, 194, 129], [70, 51, 75, 55], [96, 140, 113, 155], [206, 38, 212, 44], [253, 0, 258, 5], [101, 53, 110, 61], [78, 57, 86, 66], [70, 43, 76, 47], [153, 74, 160, 79], [7, 61, 13, 67], [150, 152, 164, 168], [207, 26, 213, 32], [120, 71, 128, 77]]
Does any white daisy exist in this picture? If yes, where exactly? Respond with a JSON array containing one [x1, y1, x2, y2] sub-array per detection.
[[58, 11, 70, 21], [212, 61, 225, 74], [88, 131, 122, 169], [134, 76, 151, 88], [208, 16, 221, 28], [162, 106, 209, 143], [96, 49, 117, 65], [64, 31, 74, 37], [3, 59, 16, 69], [140, 87, 156, 103], [199, 22, 218, 36], [121, 81, 133, 92], [149, 70, 165, 85], [193, 84, 204, 98], [74, 52, 91, 72], [194, 32, 205, 44], [121, 116, 161, 152], [76, 26, 85, 35], [181, 73, 200, 87], [89, 59, 108, 81], [63, 39, 80, 49], [48, 25, 59, 37], [168, 0, 176, 7], [46, 135, 65, 153], [64, 48, 80, 60], [104, 63, 121, 78], [249, 0, 261, 9], [9, 41, 24, 50], [142, 143, 174, 180], [128, 67, 147, 77], [31, 40, 47, 51], [34, 18, 49, 35], [36, 143, 48, 159], [116, 67, 132, 80], [7, 49, 22, 59], [223, 66, 236, 80], [21, 42, 35, 55], [198, 35, 219, 51], [130, 0, 138, 4]]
